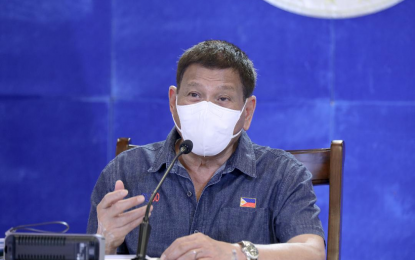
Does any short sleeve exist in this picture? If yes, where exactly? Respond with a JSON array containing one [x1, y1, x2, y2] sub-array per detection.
[[273, 162, 325, 243]]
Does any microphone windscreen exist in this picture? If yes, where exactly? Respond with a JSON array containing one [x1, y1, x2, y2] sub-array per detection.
[[180, 140, 193, 154]]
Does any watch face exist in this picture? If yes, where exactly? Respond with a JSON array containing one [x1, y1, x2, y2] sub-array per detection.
[[245, 242, 259, 258]]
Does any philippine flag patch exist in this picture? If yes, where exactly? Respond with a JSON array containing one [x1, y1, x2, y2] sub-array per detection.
[[240, 197, 256, 208]]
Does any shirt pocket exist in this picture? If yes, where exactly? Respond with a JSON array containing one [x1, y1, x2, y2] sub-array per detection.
[[216, 207, 271, 244]]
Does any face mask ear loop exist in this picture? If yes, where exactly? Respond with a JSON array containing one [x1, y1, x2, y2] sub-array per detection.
[[239, 99, 247, 116], [231, 99, 248, 138], [172, 96, 182, 133]]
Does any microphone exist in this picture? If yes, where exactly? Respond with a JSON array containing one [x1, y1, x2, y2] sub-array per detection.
[[132, 140, 193, 260], [179, 139, 193, 155]]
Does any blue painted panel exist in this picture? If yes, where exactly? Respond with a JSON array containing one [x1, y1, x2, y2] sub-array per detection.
[[249, 100, 331, 150], [313, 185, 329, 243], [112, 0, 331, 102], [334, 1, 415, 101], [0, 1, 111, 97], [334, 102, 415, 259], [0, 99, 109, 234], [111, 99, 173, 157]]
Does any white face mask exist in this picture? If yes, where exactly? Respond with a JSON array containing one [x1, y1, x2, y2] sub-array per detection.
[[173, 99, 246, 157]]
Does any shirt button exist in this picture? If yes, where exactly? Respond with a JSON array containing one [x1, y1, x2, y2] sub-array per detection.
[[187, 191, 192, 197]]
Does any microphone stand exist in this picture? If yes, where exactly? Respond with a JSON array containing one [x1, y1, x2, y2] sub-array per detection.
[[132, 140, 192, 260]]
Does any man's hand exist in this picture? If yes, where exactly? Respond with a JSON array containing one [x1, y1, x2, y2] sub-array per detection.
[[160, 233, 325, 260], [160, 233, 241, 260], [96, 180, 152, 254]]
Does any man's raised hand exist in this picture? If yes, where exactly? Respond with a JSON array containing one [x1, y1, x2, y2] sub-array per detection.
[[96, 180, 152, 254]]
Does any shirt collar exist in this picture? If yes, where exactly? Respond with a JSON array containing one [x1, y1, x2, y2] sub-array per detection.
[[148, 127, 257, 178], [148, 127, 180, 173]]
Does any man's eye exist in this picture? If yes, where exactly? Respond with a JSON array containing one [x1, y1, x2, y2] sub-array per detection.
[[219, 97, 229, 102], [189, 93, 199, 98]]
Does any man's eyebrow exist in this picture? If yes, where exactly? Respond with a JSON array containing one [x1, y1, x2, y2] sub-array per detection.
[[186, 81, 237, 91], [218, 84, 236, 91], [187, 81, 203, 87]]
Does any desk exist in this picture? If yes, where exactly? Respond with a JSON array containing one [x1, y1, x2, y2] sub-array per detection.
[[106, 256, 158, 260]]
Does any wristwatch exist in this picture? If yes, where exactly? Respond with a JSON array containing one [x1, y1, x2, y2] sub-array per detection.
[[238, 241, 259, 260]]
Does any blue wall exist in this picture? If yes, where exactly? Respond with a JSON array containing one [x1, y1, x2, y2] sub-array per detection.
[[1, 1, 414, 259]]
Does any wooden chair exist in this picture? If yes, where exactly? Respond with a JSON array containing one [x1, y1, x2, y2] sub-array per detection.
[[286, 141, 345, 260], [115, 138, 345, 260]]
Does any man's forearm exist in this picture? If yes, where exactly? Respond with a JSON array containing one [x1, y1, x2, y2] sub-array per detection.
[[234, 235, 325, 260], [255, 243, 325, 260]]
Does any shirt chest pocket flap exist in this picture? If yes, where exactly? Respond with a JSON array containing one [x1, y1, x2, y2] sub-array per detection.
[[216, 207, 271, 244]]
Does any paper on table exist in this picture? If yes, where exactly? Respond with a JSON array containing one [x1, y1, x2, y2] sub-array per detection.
[[105, 255, 159, 260]]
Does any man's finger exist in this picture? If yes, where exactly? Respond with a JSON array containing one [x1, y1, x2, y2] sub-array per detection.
[[114, 180, 124, 191], [99, 189, 128, 209], [114, 214, 146, 238], [162, 247, 203, 260], [186, 249, 205, 260], [115, 204, 152, 228], [163, 236, 203, 260], [109, 195, 146, 216]]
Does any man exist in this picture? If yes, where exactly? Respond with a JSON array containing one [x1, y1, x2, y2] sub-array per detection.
[[87, 40, 325, 260]]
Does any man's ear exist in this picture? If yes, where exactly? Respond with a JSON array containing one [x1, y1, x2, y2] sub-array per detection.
[[243, 95, 257, 131], [168, 86, 177, 115]]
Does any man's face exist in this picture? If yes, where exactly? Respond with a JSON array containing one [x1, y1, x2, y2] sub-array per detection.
[[177, 63, 245, 109], [170, 63, 249, 135]]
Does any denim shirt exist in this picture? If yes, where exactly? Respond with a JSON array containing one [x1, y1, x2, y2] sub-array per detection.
[[87, 128, 324, 256]]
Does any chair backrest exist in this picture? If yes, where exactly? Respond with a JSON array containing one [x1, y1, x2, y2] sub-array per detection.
[[287, 141, 344, 260], [115, 138, 345, 260]]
